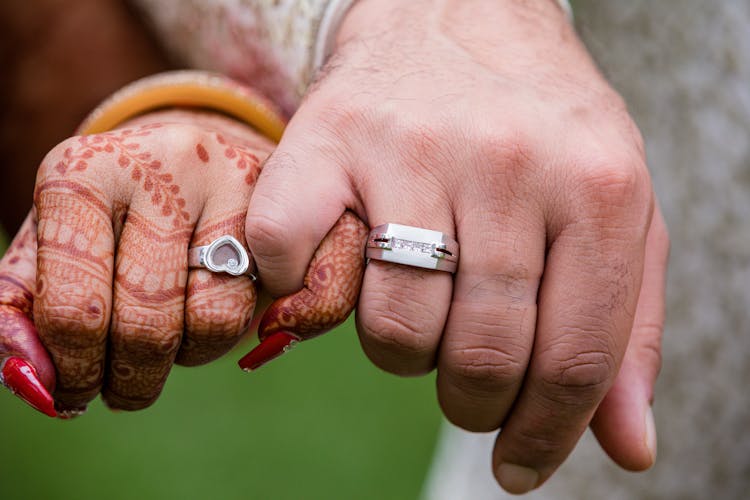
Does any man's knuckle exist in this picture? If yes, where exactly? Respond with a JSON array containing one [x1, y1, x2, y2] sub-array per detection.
[[512, 425, 562, 460], [361, 277, 443, 355], [538, 340, 616, 404], [362, 310, 434, 357], [448, 342, 526, 395], [245, 209, 292, 261], [481, 129, 533, 168], [579, 160, 644, 206], [314, 100, 372, 141]]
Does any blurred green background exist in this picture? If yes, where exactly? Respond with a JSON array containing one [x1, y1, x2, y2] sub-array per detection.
[[0, 233, 442, 500]]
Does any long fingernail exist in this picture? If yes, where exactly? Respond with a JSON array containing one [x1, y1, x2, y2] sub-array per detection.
[[238, 332, 299, 371], [0, 357, 57, 417], [496, 463, 539, 495], [644, 406, 657, 463]]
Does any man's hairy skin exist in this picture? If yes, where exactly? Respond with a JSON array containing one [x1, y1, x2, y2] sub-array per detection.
[[246, 0, 668, 493]]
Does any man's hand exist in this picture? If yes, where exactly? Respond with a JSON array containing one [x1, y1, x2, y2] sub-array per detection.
[[246, 0, 668, 493]]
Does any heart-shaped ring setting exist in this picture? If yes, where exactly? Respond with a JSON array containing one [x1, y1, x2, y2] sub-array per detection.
[[188, 235, 256, 279]]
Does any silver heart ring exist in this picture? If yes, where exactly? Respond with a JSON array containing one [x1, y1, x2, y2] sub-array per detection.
[[188, 235, 256, 280]]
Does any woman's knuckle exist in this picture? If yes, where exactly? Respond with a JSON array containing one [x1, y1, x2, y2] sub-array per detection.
[[159, 124, 204, 153], [37, 300, 108, 349], [114, 304, 181, 340], [185, 287, 251, 341]]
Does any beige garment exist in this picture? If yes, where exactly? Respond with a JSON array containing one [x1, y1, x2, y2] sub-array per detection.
[[424, 1, 750, 498], [130, 0, 331, 115]]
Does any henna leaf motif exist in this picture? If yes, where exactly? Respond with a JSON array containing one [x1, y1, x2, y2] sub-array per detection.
[[53, 125, 189, 227]]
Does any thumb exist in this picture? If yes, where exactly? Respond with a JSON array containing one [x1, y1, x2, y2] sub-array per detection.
[[246, 123, 360, 298], [590, 204, 669, 470], [238, 211, 368, 371], [0, 210, 57, 417]]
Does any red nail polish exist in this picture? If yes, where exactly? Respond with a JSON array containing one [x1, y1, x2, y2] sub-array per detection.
[[238, 332, 299, 371], [0, 357, 57, 417]]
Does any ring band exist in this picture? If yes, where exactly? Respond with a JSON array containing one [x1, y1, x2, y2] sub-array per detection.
[[188, 235, 256, 279], [366, 223, 459, 273]]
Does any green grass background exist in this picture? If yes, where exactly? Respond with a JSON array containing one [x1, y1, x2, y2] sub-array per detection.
[[0, 233, 442, 500]]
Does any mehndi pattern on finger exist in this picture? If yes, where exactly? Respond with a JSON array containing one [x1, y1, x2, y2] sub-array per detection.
[[0, 214, 57, 416], [179, 211, 258, 366]]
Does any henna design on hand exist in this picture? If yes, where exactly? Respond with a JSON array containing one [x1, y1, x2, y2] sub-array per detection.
[[34, 179, 115, 410], [196, 143, 210, 163], [53, 124, 190, 227], [217, 133, 261, 185], [4, 108, 371, 412], [105, 211, 193, 410]]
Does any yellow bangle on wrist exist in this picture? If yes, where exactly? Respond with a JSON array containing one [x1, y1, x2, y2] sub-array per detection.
[[77, 70, 286, 142]]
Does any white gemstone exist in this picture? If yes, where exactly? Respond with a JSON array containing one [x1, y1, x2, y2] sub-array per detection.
[[392, 238, 433, 254], [227, 258, 238, 269]]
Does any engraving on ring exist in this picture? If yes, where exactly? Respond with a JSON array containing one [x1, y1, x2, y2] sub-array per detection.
[[365, 223, 459, 273]]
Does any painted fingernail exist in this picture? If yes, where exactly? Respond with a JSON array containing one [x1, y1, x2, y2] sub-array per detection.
[[644, 406, 657, 463], [238, 332, 299, 371], [496, 463, 539, 495], [0, 357, 57, 417]]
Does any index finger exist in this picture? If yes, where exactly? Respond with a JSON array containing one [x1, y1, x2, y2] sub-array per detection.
[[0, 211, 57, 416]]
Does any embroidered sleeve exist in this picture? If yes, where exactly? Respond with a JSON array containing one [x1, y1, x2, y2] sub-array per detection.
[[131, 0, 340, 115]]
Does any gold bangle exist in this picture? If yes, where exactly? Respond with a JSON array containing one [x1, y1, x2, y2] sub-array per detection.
[[76, 70, 286, 142]]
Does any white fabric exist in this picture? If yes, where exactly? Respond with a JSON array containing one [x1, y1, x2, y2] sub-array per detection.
[[131, 0, 331, 113], [313, 0, 358, 70]]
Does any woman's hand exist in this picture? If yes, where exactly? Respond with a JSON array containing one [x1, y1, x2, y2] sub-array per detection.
[[0, 108, 367, 415], [244, 0, 669, 493]]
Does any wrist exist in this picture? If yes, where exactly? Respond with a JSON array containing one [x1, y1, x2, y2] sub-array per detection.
[[77, 71, 285, 143], [118, 109, 266, 144]]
